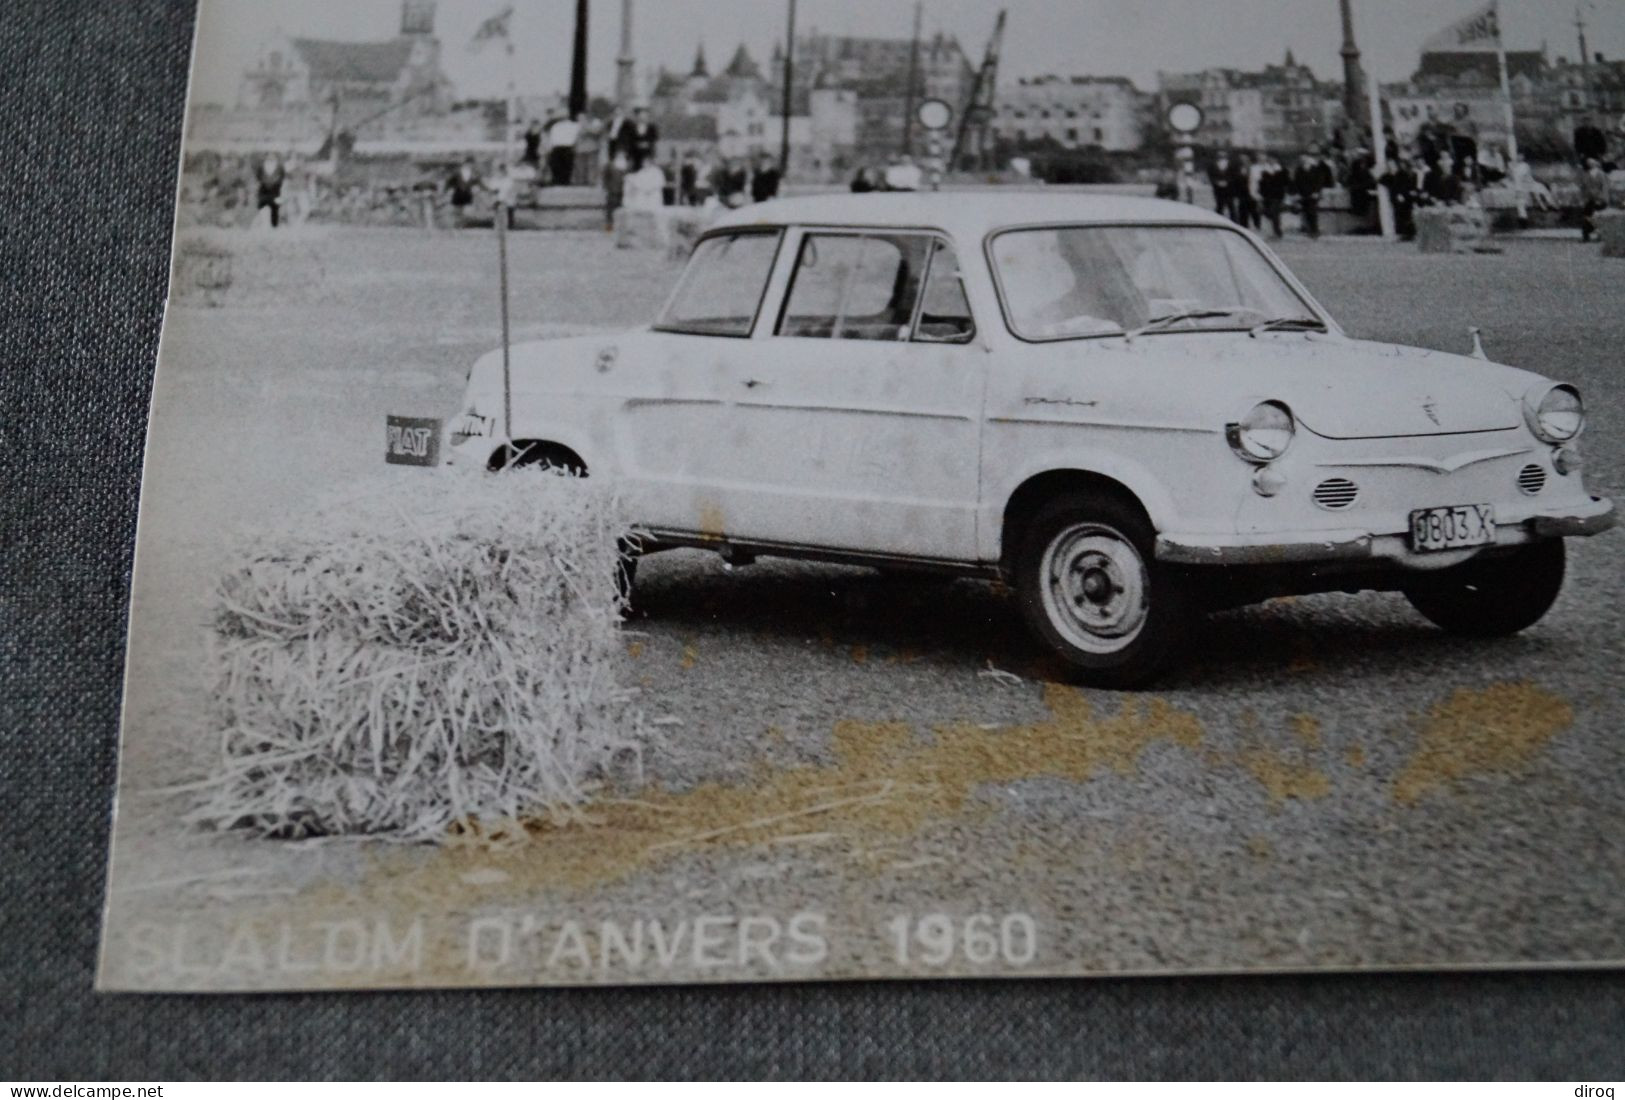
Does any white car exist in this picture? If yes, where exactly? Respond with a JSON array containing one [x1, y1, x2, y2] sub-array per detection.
[[446, 193, 1615, 686]]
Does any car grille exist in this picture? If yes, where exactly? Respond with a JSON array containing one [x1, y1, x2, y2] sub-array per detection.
[[1313, 478, 1360, 510], [1517, 464, 1547, 495]]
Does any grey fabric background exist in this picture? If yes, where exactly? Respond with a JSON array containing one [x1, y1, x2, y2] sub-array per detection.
[[3, 0, 1623, 1080]]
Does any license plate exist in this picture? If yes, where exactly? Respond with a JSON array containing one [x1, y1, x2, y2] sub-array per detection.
[[1409, 503, 1495, 552]]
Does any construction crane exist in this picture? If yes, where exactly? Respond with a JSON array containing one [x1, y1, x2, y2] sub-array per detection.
[[951, 9, 1006, 174]]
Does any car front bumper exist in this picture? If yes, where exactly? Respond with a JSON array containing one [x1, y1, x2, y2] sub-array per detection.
[[1155, 495, 1616, 567]]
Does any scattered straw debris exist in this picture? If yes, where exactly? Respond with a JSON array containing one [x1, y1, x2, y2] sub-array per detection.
[[1239, 745, 1331, 806], [191, 470, 648, 841], [337, 684, 1206, 903], [1291, 714, 1322, 748], [1393, 682, 1573, 804], [979, 661, 1024, 688]]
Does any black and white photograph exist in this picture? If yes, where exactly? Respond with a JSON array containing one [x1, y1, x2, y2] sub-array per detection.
[[96, 0, 1625, 992]]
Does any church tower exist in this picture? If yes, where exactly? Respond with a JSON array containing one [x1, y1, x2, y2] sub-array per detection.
[[401, 0, 435, 37]]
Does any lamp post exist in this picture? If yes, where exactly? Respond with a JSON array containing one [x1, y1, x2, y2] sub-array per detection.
[[901, 1, 923, 158], [569, 0, 589, 118], [616, 0, 636, 109], [781, 0, 797, 176]]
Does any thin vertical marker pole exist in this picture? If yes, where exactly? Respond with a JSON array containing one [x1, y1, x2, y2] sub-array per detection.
[[498, 201, 513, 461]]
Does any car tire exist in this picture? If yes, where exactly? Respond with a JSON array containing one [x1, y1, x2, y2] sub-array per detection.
[[1403, 538, 1565, 637], [1015, 492, 1190, 689]]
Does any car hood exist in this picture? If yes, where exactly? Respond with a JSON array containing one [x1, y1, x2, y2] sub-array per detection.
[[1124, 334, 1540, 439]]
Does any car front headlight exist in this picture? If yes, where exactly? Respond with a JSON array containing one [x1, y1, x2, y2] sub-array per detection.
[[1226, 400, 1296, 464], [1524, 383, 1584, 443]]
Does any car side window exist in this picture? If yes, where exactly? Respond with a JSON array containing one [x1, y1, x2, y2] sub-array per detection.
[[913, 239, 975, 344], [654, 231, 783, 338], [777, 233, 930, 341]]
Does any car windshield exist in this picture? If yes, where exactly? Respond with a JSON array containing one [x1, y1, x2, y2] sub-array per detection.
[[990, 225, 1319, 341]]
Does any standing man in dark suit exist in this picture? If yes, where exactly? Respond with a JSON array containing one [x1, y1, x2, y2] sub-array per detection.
[[750, 153, 782, 204], [1207, 152, 1235, 221], [1381, 158, 1418, 240], [254, 154, 286, 229], [1574, 115, 1608, 169], [712, 156, 750, 208], [521, 120, 544, 172], [603, 106, 629, 171], [618, 107, 660, 171], [1293, 146, 1334, 239], [1229, 153, 1256, 228], [445, 158, 485, 228], [1258, 155, 1288, 238]]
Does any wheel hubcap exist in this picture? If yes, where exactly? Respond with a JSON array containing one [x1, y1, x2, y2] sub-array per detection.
[[1039, 523, 1151, 655]]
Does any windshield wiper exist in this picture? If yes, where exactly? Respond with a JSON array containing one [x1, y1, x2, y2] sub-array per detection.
[[1127, 309, 1240, 340], [1249, 316, 1327, 338]]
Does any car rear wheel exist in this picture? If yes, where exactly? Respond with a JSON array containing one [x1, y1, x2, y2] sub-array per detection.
[[497, 445, 639, 611], [1015, 493, 1190, 689], [1403, 539, 1565, 637]]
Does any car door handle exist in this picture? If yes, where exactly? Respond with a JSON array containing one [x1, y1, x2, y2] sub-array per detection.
[[742, 378, 768, 389]]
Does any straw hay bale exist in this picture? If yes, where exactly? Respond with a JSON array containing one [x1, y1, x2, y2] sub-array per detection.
[[193, 470, 647, 841]]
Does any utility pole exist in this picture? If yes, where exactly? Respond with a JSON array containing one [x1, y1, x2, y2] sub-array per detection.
[[781, 0, 797, 175], [616, 0, 637, 109], [569, 0, 589, 118], [901, 1, 923, 158]]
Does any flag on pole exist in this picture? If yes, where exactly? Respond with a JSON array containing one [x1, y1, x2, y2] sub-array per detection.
[[1421, 2, 1502, 53], [469, 6, 515, 53]]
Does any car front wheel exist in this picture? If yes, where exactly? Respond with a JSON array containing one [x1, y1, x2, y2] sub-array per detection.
[[1403, 538, 1565, 636], [1015, 494, 1191, 689]]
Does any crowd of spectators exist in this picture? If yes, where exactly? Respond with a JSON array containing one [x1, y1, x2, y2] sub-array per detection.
[[1193, 115, 1619, 242]]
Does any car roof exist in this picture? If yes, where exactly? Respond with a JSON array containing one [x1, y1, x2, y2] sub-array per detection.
[[708, 190, 1234, 238]]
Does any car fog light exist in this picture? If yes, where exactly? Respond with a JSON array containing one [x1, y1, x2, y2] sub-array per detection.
[[1553, 447, 1582, 476], [1252, 466, 1287, 497]]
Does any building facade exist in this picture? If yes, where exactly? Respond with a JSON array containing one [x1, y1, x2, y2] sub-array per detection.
[[1158, 53, 1327, 153], [190, 1, 467, 155], [793, 30, 977, 164], [1384, 45, 1625, 159], [647, 44, 857, 180], [995, 75, 1146, 151]]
